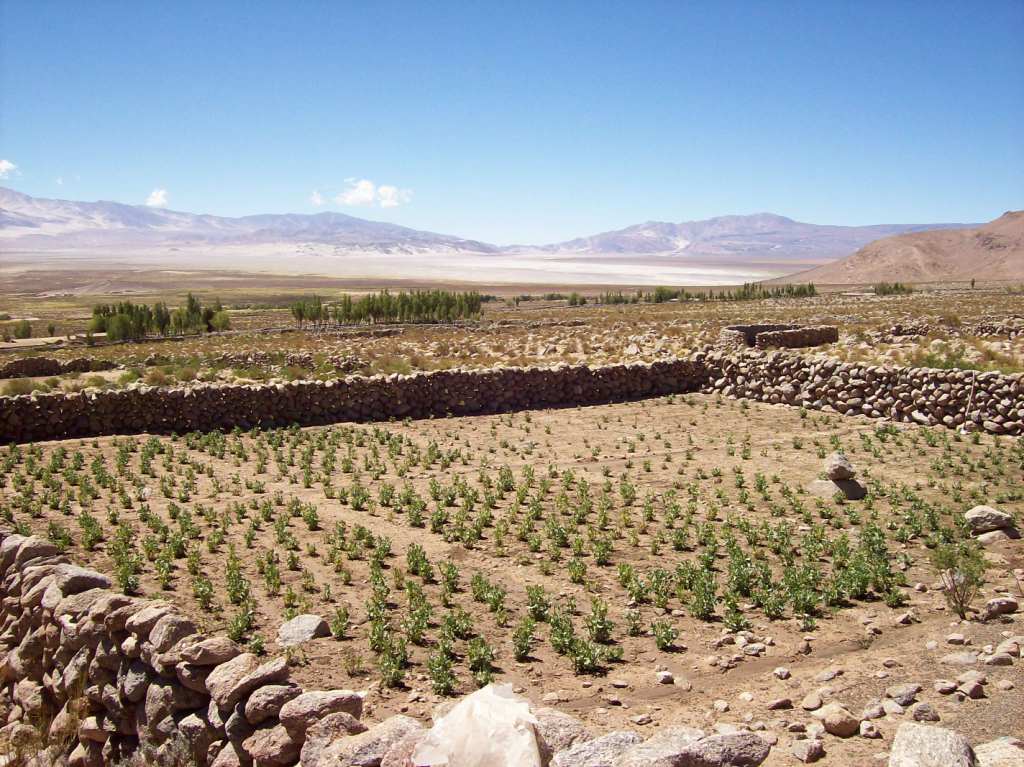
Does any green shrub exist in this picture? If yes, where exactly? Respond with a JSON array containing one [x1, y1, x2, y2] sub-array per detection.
[[931, 540, 985, 619]]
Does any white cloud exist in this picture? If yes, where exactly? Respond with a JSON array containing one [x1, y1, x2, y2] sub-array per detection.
[[309, 189, 325, 206], [336, 178, 377, 206], [335, 178, 412, 208], [0, 159, 17, 179], [145, 188, 168, 207], [377, 184, 413, 208]]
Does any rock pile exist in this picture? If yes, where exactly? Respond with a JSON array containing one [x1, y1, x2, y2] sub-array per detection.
[[807, 453, 867, 501]]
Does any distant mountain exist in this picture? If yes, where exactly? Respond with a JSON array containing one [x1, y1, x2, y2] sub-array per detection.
[[0, 188, 975, 271], [521, 213, 974, 264], [0, 187, 498, 254], [791, 211, 1024, 284]]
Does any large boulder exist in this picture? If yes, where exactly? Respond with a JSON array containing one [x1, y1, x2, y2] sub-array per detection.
[[149, 614, 198, 654], [674, 733, 772, 767], [245, 684, 303, 726], [964, 506, 1015, 535], [181, 636, 242, 666], [889, 723, 977, 767]]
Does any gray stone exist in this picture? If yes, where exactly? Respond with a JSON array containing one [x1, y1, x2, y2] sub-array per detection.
[[792, 739, 825, 763], [886, 683, 922, 707], [912, 703, 941, 722], [614, 726, 706, 767], [974, 737, 1024, 767], [984, 597, 1018, 619], [243, 723, 300, 767], [277, 614, 330, 647], [888, 723, 977, 767], [806, 478, 866, 501], [208, 654, 288, 711], [149, 614, 197, 654], [180, 636, 242, 666], [551, 731, 643, 767], [964, 505, 1014, 535], [298, 712, 369, 766], [675, 733, 772, 767]]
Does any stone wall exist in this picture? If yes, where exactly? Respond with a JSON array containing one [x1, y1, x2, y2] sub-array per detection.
[[718, 324, 838, 350], [0, 529, 391, 767], [702, 350, 1023, 435], [753, 326, 839, 349], [0, 352, 1021, 444], [0, 360, 709, 444], [0, 358, 115, 381], [718, 324, 799, 348]]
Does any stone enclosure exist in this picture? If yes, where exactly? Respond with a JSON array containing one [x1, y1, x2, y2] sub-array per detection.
[[718, 324, 839, 349]]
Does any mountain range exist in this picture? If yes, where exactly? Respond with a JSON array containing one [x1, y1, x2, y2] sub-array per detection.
[[793, 211, 1024, 284], [6, 187, 1014, 285], [0, 187, 974, 267]]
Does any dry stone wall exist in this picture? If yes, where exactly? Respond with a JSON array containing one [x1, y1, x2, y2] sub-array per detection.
[[0, 353, 1021, 444], [718, 324, 838, 350], [752, 326, 839, 349], [702, 350, 1023, 435], [0, 360, 708, 444], [0, 528, 381, 767], [0, 358, 115, 381]]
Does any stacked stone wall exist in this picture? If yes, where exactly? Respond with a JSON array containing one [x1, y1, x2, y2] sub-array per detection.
[[753, 326, 839, 349], [0, 358, 115, 381], [0, 529, 384, 767], [1, 352, 1021, 443], [702, 350, 1023, 435], [0, 360, 708, 444]]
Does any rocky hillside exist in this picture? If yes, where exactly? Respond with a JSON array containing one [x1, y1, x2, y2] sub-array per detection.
[[792, 211, 1024, 284]]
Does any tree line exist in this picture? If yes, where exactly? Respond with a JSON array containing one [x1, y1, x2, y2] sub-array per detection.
[[289, 290, 484, 328], [88, 293, 231, 341], [599, 282, 818, 304]]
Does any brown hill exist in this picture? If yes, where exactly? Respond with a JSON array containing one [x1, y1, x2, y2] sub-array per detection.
[[789, 211, 1024, 284]]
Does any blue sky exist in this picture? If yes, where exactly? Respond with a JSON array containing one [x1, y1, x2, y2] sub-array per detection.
[[1, 1, 1022, 244]]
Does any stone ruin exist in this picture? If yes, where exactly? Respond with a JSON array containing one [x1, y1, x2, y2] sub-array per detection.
[[718, 324, 839, 350]]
